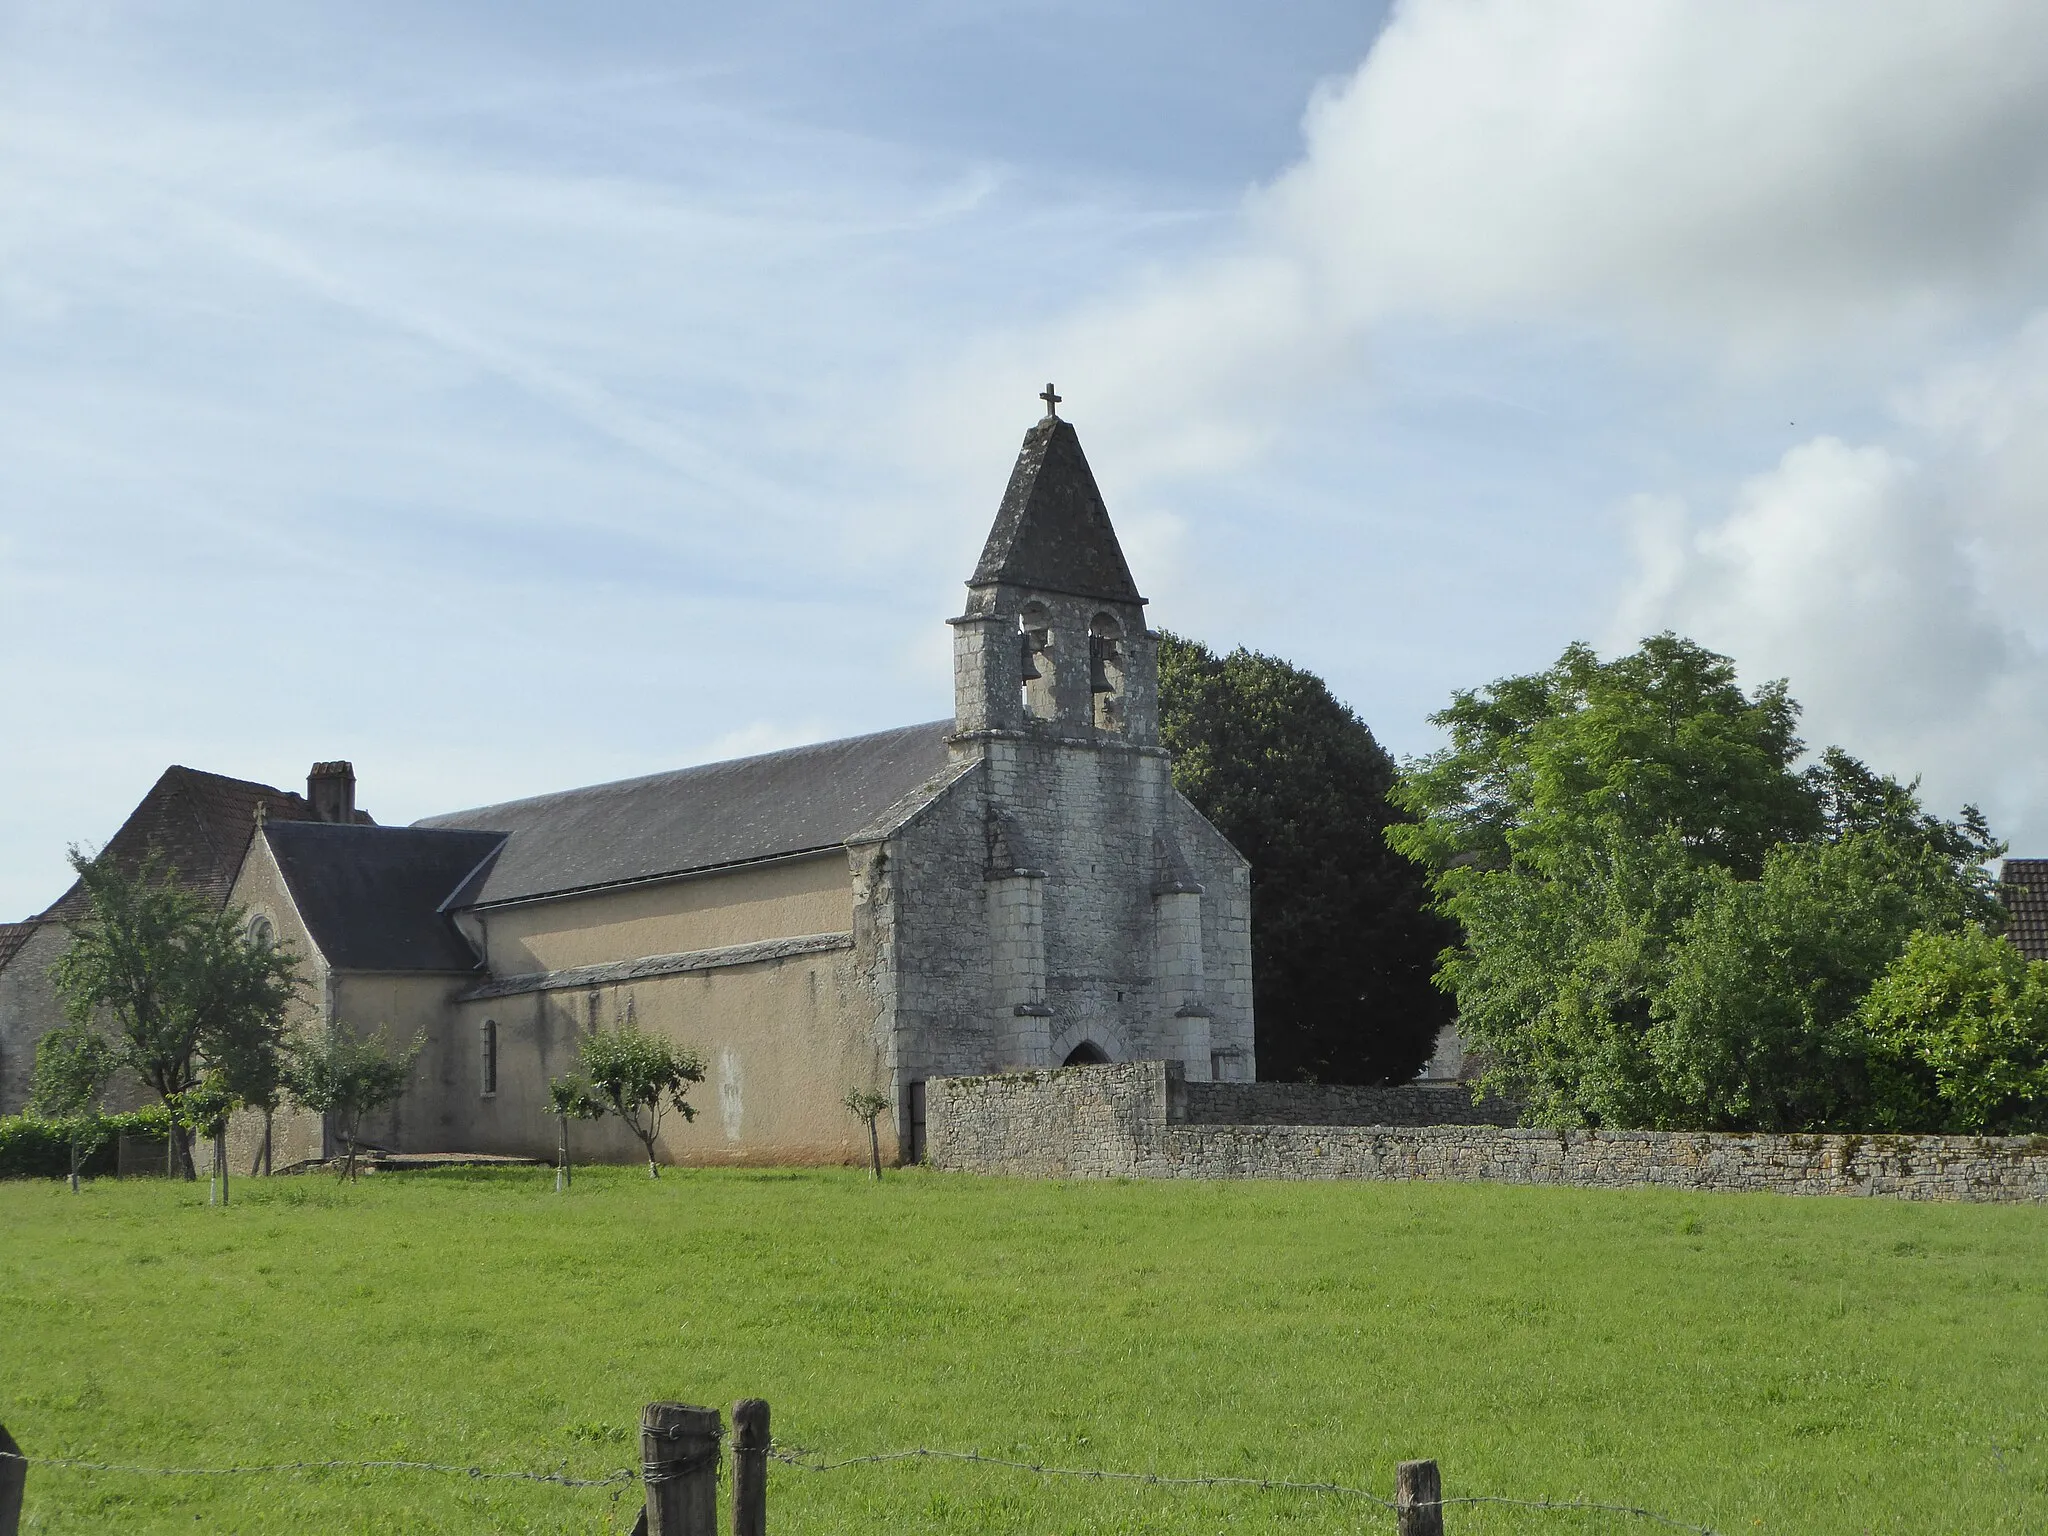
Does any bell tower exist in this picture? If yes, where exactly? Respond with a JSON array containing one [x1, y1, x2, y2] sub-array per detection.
[[948, 390, 1157, 745]]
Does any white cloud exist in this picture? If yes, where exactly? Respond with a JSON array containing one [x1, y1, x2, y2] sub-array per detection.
[[1614, 387, 2048, 846], [931, 0, 2048, 481]]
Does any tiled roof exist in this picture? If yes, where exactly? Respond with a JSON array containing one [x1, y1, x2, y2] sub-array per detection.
[[263, 823, 503, 972], [970, 417, 1144, 604], [418, 721, 956, 906], [2003, 858, 2048, 963], [36, 766, 327, 922], [0, 921, 35, 971]]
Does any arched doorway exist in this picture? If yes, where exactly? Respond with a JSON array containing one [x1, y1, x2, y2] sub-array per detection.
[[1062, 1041, 1110, 1066]]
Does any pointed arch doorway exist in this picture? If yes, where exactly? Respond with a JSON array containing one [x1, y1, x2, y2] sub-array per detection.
[[1062, 1041, 1110, 1066]]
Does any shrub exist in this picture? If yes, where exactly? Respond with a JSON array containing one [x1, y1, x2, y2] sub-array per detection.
[[0, 1105, 175, 1179]]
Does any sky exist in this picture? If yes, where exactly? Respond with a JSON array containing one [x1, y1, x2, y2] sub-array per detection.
[[6, 1, 2048, 919]]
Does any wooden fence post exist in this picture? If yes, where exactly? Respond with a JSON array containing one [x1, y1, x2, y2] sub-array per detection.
[[731, 1398, 769, 1536], [0, 1422, 25, 1536], [1396, 1458, 1443, 1536], [639, 1402, 721, 1536]]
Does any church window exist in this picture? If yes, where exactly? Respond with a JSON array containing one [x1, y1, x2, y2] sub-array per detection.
[[1089, 614, 1124, 731], [1018, 603, 1055, 720], [1062, 1040, 1110, 1066], [481, 1019, 499, 1097], [246, 914, 275, 949]]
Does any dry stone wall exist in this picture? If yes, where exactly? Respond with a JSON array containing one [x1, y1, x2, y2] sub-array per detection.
[[927, 1060, 2048, 1202]]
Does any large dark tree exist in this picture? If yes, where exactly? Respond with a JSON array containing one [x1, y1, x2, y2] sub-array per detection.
[[1157, 632, 1455, 1083]]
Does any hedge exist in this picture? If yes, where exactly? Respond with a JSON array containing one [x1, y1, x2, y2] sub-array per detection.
[[0, 1105, 175, 1179]]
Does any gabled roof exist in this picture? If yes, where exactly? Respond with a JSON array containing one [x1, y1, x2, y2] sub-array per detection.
[[970, 417, 1144, 605], [0, 922, 35, 971], [263, 822, 503, 972], [417, 721, 957, 907], [36, 765, 330, 923], [2003, 858, 2048, 963]]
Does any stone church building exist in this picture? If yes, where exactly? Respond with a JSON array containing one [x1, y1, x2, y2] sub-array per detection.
[[2, 408, 1253, 1167]]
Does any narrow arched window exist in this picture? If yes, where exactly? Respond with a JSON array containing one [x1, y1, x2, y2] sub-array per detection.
[[480, 1019, 499, 1097], [1089, 614, 1124, 731], [1019, 602, 1055, 720]]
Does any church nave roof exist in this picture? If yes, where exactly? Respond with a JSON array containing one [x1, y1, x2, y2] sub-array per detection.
[[416, 720, 956, 907]]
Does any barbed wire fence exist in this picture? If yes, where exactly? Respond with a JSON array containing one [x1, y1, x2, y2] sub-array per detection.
[[0, 1406, 1724, 1536]]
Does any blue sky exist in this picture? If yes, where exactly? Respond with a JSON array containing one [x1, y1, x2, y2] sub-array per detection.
[[7, 1, 2048, 918]]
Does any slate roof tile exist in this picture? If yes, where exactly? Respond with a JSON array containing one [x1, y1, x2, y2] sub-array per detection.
[[970, 417, 1144, 604], [263, 823, 504, 972], [2003, 858, 2048, 963], [418, 721, 956, 906]]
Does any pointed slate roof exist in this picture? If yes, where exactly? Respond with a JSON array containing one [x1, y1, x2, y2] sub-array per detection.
[[970, 416, 1144, 604]]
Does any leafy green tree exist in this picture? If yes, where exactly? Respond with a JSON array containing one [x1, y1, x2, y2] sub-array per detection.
[[50, 847, 302, 1178], [284, 1024, 425, 1181], [1394, 634, 2001, 1129], [28, 1023, 117, 1192], [1158, 633, 1454, 1083], [183, 908, 301, 1175], [52, 848, 213, 1176], [1856, 927, 2048, 1133], [579, 1026, 704, 1177], [171, 1073, 242, 1205], [842, 1088, 891, 1179], [545, 1073, 607, 1191]]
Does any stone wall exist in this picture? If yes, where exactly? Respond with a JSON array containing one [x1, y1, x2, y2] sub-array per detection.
[[1181, 1079, 1521, 1128], [927, 1060, 2048, 1202]]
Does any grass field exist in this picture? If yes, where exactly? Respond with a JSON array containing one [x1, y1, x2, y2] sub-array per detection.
[[2, 1167, 2045, 1534]]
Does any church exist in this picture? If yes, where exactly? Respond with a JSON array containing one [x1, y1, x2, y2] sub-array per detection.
[[3, 403, 1255, 1168]]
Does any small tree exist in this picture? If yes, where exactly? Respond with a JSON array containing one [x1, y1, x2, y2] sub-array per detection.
[[842, 1088, 891, 1180], [285, 1024, 425, 1181], [171, 1073, 241, 1206], [545, 1073, 608, 1191], [52, 848, 212, 1177], [187, 911, 302, 1176], [29, 1023, 117, 1192], [579, 1026, 703, 1177]]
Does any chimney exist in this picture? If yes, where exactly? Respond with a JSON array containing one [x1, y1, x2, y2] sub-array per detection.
[[307, 761, 357, 824]]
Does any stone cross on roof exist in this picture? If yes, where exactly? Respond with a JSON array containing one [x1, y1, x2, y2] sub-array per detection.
[[1039, 382, 1061, 419]]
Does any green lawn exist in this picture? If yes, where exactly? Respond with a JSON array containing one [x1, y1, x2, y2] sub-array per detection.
[[2, 1168, 2044, 1534]]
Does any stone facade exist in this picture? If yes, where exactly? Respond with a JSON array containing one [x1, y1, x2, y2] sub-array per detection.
[[130, 408, 1258, 1171], [928, 1061, 2048, 1202]]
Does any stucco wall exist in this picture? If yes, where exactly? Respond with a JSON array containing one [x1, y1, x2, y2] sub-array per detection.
[[441, 943, 888, 1166], [929, 1061, 2048, 1202], [479, 853, 852, 974]]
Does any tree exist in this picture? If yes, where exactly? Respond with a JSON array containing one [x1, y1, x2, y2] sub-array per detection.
[[185, 909, 301, 1176], [49, 846, 302, 1178], [51, 848, 213, 1176], [1855, 927, 2048, 1134], [842, 1088, 891, 1179], [284, 1024, 425, 1181], [579, 1026, 704, 1177], [28, 1023, 117, 1192], [545, 1073, 608, 1191], [1393, 634, 2002, 1130], [1157, 633, 1454, 1084], [171, 1073, 241, 1206]]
